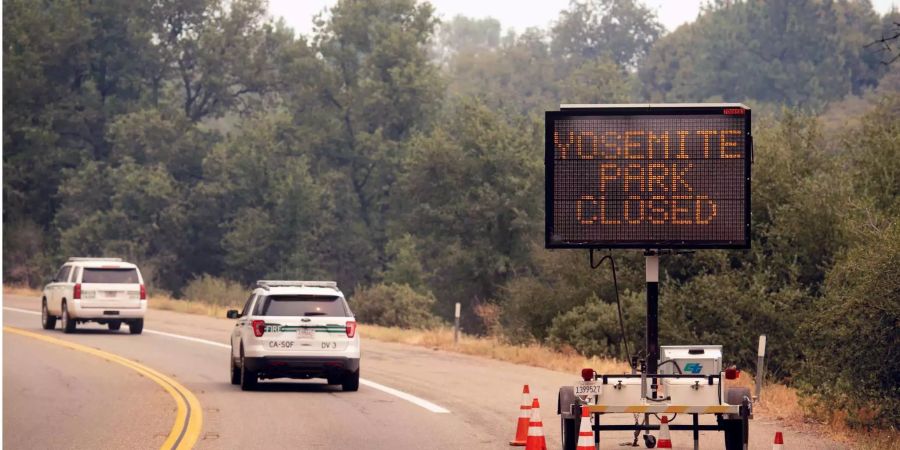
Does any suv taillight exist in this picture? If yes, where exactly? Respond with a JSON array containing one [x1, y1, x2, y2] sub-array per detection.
[[346, 320, 357, 338], [252, 320, 266, 337], [73, 284, 81, 300], [140, 284, 147, 300]]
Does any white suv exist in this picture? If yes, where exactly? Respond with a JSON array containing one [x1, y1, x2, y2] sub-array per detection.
[[227, 280, 360, 391], [41, 257, 147, 334]]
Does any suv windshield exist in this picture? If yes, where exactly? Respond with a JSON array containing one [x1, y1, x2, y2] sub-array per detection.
[[254, 295, 349, 317], [82, 268, 140, 284]]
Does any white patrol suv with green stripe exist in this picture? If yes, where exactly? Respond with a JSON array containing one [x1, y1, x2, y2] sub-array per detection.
[[227, 280, 360, 391]]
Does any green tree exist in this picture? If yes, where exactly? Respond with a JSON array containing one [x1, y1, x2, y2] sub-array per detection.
[[380, 234, 428, 291], [551, 0, 663, 69], [394, 99, 542, 323], [290, 0, 443, 286], [639, 0, 886, 106], [3, 0, 158, 227], [106, 108, 216, 182], [55, 159, 187, 288], [351, 283, 441, 328], [432, 15, 502, 65], [444, 28, 562, 115], [191, 113, 328, 284], [800, 221, 900, 428], [148, 0, 291, 121], [842, 96, 900, 215]]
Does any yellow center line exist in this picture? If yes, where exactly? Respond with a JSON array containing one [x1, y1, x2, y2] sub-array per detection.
[[4, 326, 203, 450]]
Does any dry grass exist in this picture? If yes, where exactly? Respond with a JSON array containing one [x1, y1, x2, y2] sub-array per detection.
[[2, 284, 241, 318], [149, 295, 241, 318], [3, 285, 42, 297], [359, 324, 629, 374], [733, 371, 900, 449], [4, 284, 896, 447]]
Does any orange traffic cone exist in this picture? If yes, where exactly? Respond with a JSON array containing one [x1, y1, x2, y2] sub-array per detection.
[[510, 385, 531, 446], [525, 398, 547, 450], [773, 431, 784, 450], [657, 415, 673, 449], [575, 405, 594, 450]]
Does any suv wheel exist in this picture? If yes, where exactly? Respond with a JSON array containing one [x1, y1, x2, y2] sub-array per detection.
[[61, 301, 76, 334], [41, 300, 56, 330], [128, 319, 144, 334], [342, 369, 360, 392], [230, 352, 241, 385], [240, 348, 258, 391]]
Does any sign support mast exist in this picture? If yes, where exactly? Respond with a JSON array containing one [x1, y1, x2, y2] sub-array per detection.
[[645, 251, 659, 396]]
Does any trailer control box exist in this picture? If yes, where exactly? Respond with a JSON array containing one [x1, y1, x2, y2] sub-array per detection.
[[659, 345, 722, 375]]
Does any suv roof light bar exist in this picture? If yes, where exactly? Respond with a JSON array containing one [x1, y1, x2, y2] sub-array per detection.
[[256, 280, 339, 290], [67, 257, 123, 262]]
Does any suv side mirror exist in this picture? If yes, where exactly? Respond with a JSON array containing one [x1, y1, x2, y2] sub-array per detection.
[[226, 310, 240, 319]]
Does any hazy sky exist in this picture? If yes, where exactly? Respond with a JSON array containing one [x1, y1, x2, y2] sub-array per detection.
[[269, 0, 899, 36]]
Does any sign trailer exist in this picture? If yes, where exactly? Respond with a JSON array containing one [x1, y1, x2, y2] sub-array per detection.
[[547, 104, 753, 450]]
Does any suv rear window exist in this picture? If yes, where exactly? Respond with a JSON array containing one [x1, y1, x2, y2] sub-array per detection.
[[254, 295, 349, 317], [82, 268, 140, 284]]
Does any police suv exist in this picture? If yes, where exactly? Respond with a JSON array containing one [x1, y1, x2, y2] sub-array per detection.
[[227, 280, 360, 391], [41, 257, 148, 334]]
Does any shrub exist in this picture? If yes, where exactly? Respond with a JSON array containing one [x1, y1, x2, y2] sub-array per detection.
[[351, 283, 442, 329], [798, 222, 900, 428], [548, 292, 644, 359], [182, 275, 248, 306], [2, 220, 53, 287]]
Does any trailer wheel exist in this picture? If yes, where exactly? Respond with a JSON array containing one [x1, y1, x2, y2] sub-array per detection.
[[723, 387, 751, 450], [725, 386, 751, 405], [558, 386, 580, 450], [721, 418, 743, 450], [561, 417, 577, 450]]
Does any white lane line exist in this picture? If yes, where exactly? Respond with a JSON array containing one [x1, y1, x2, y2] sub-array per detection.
[[359, 379, 450, 413], [4, 307, 39, 315], [143, 329, 231, 349], [3, 306, 452, 414]]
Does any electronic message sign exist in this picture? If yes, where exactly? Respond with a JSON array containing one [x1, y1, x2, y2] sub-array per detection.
[[545, 104, 751, 249]]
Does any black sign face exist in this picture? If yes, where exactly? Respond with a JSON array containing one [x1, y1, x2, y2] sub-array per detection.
[[545, 105, 751, 249]]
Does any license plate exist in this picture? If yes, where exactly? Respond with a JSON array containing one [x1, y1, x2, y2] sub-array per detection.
[[575, 381, 603, 398], [268, 340, 294, 349], [297, 328, 316, 339]]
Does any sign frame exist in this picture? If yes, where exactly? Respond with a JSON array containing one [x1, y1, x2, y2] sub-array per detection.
[[545, 103, 752, 250]]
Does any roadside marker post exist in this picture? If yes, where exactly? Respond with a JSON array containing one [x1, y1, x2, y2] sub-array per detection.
[[755, 335, 767, 401], [454, 302, 461, 344]]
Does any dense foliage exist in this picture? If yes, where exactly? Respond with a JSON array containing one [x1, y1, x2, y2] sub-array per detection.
[[4, 0, 898, 427]]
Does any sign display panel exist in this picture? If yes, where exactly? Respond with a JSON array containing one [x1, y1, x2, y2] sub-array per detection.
[[545, 104, 751, 249]]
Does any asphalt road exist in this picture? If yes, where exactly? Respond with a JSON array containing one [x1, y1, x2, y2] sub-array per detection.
[[3, 294, 845, 449]]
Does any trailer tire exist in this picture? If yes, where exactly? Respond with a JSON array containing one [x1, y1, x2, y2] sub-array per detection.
[[721, 418, 743, 450], [561, 417, 578, 450], [725, 386, 750, 405], [558, 386, 582, 450], [723, 387, 751, 450], [558, 386, 578, 419]]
